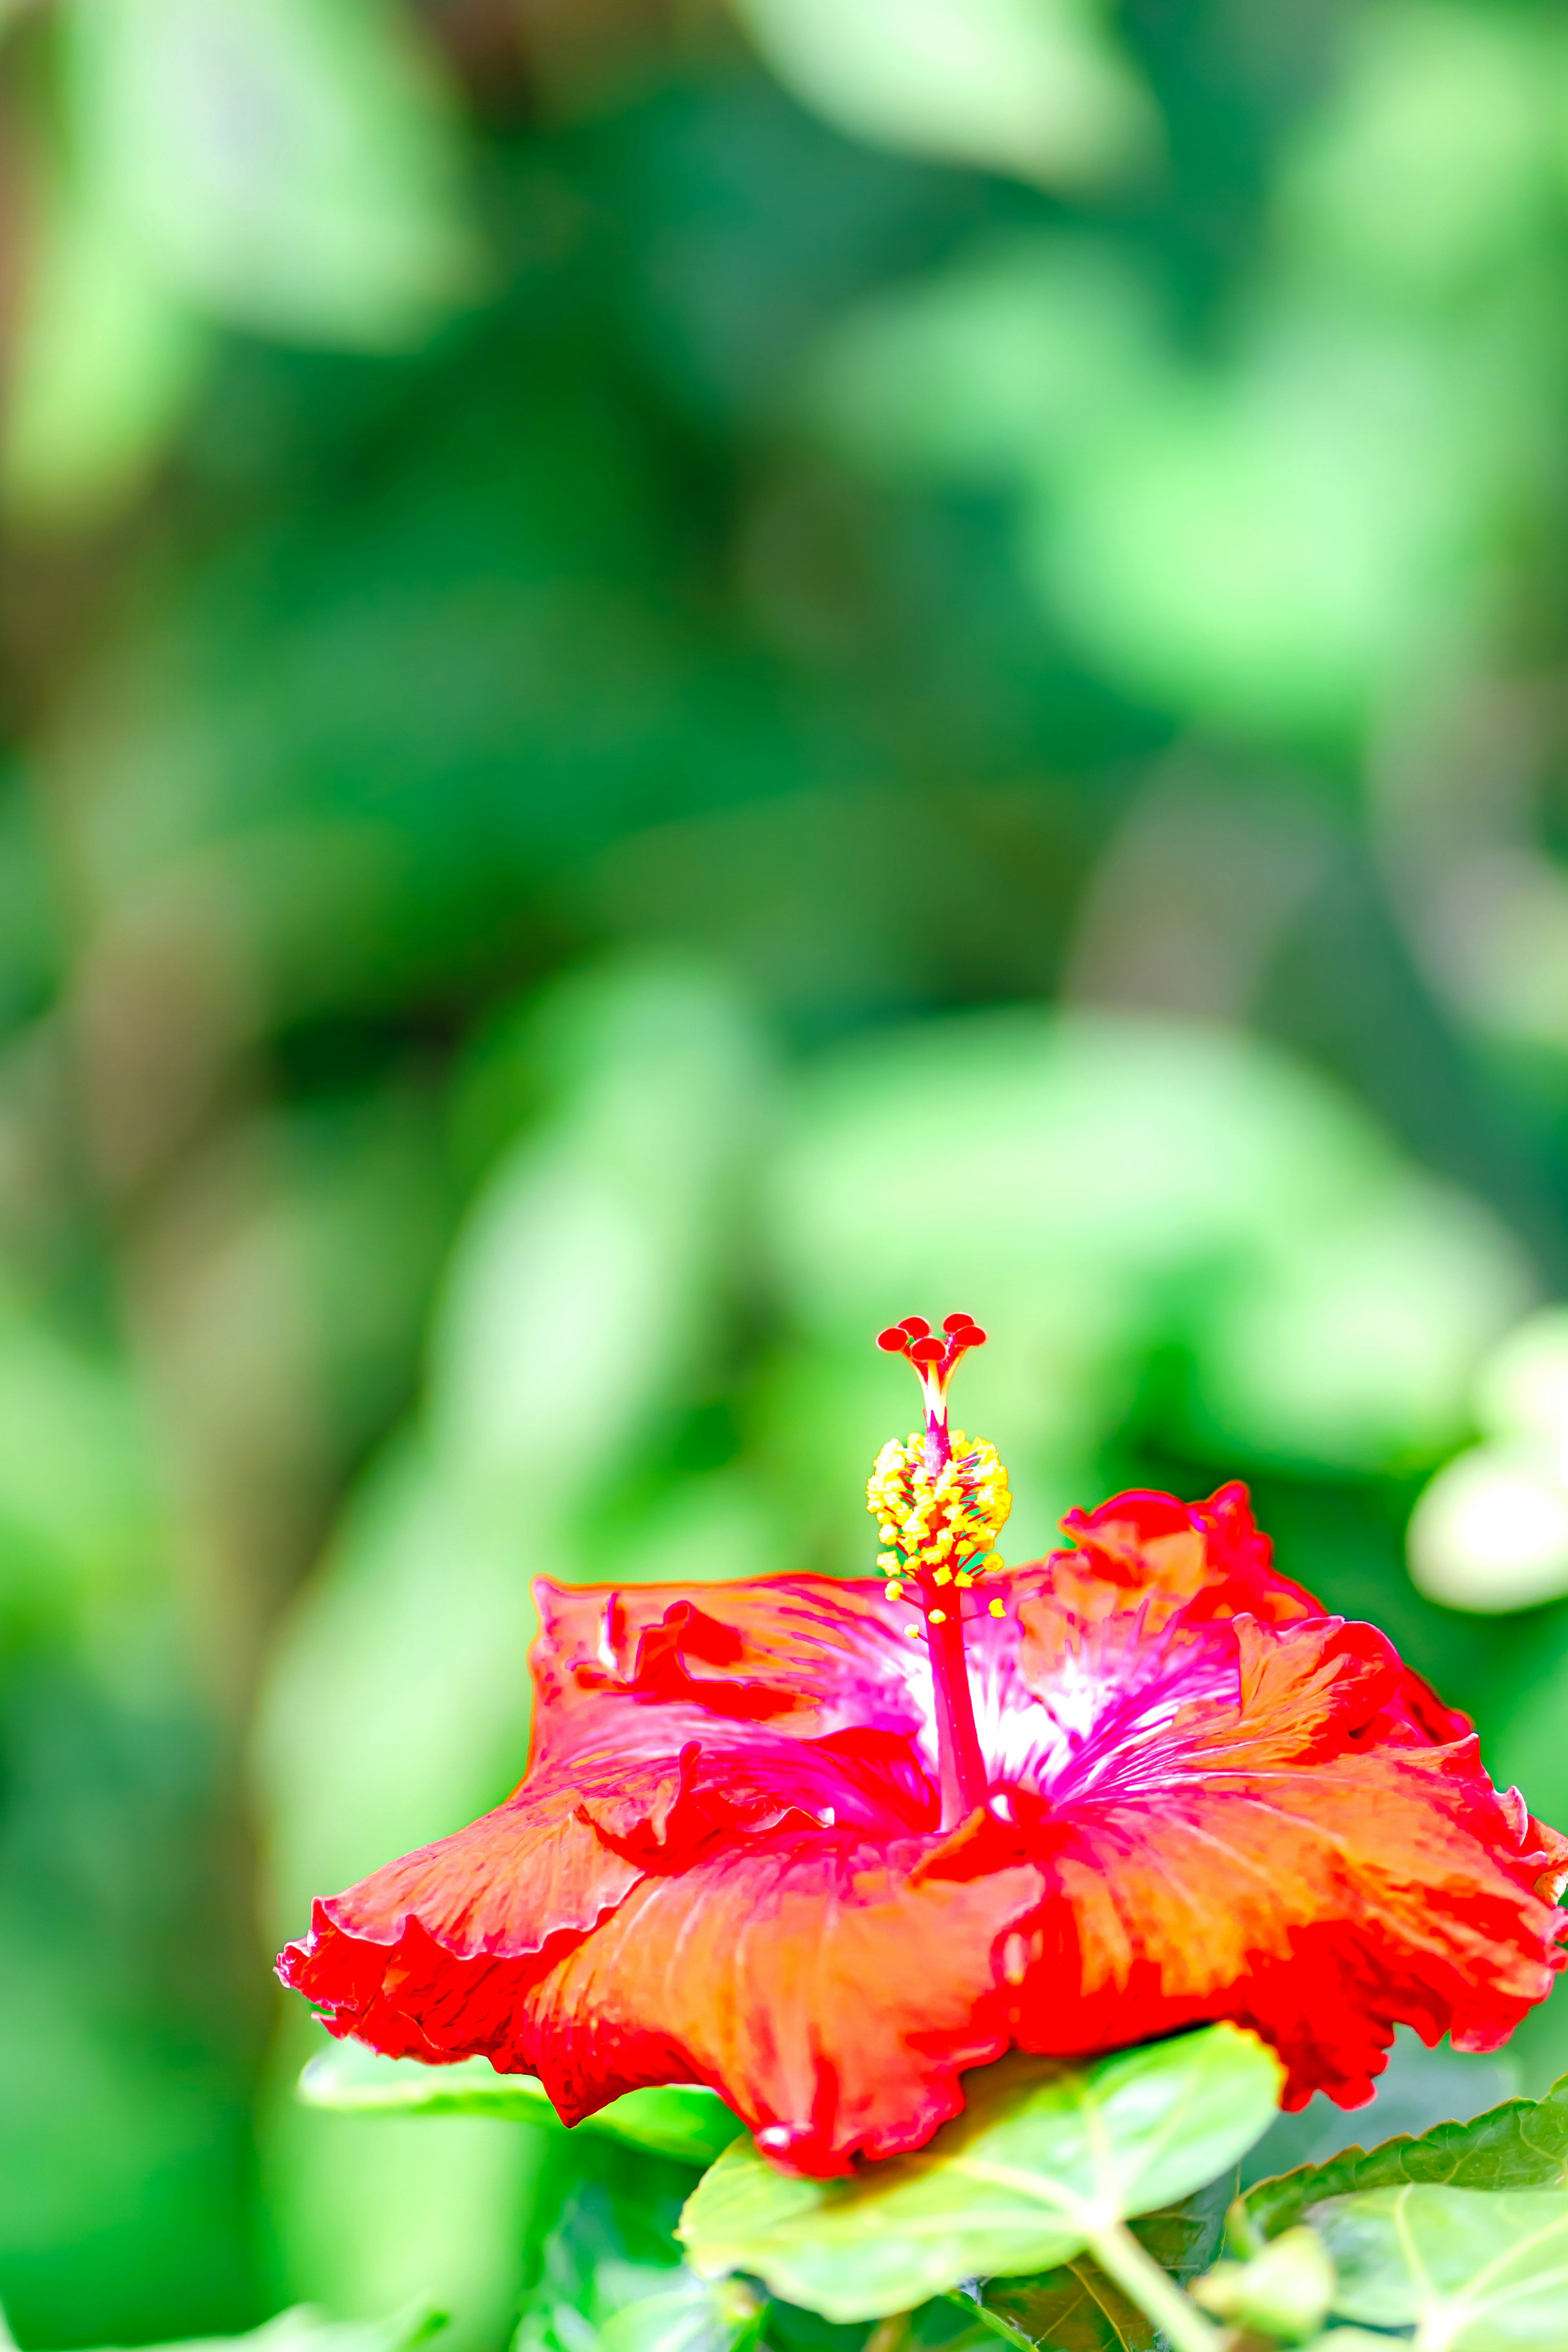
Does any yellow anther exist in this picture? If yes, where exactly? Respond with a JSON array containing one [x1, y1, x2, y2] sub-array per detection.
[[905, 1624, 922, 1640], [988, 1597, 1006, 1619], [867, 1409, 1011, 1618], [928, 1608, 947, 1625]]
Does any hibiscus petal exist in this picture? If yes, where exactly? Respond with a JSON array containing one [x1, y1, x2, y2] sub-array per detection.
[[1048, 1483, 1469, 1740], [531, 1575, 930, 1755], [511, 1828, 1045, 2173], [1054, 1481, 1322, 1625], [276, 1708, 951, 2147], [1004, 1608, 1568, 2107], [277, 1490, 1568, 2176]]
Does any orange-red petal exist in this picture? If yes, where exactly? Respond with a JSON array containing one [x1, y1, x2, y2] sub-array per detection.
[[278, 1486, 1568, 2172]]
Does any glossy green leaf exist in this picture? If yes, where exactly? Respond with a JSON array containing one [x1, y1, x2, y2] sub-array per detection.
[[299, 2043, 742, 2166], [1245, 2072, 1568, 2242], [981, 2177, 1232, 2350], [1312, 2184, 1568, 2348], [679, 2025, 1283, 2323]]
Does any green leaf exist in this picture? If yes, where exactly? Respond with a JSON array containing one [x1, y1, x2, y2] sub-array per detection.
[[76, 2310, 443, 2352], [61, 0, 479, 348], [1244, 2071, 1568, 2242], [1312, 2183, 1568, 2348], [0, 160, 210, 522], [731, 0, 1156, 189], [299, 2043, 742, 2166], [515, 2163, 752, 2352], [679, 2024, 1283, 2324], [1193, 2225, 1335, 2343], [981, 2176, 1232, 2349], [597, 2277, 767, 2352]]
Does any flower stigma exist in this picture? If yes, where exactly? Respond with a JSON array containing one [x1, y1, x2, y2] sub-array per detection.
[[868, 1312, 1011, 1826]]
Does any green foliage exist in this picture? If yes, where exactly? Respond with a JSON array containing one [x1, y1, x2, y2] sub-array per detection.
[[729, 0, 1156, 187], [979, 2179, 1232, 2350], [2, 0, 1568, 2346], [1244, 2072, 1568, 2242], [4, 0, 476, 517], [514, 2154, 765, 2352], [22, 2309, 444, 2352], [1193, 2225, 1335, 2342], [298, 2045, 742, 2167], [1311, 2183, 1568, 2348], [679, 2025, 1282, 2323]]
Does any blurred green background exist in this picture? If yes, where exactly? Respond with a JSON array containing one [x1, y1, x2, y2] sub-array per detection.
[[3, 0, 1568, 2343]]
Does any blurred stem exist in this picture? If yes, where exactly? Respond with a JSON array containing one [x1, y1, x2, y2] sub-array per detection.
[[1083, 2222, 1225, 2352], [863, 2318, 913, 2352]]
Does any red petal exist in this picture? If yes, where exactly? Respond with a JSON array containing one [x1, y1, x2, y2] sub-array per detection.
[[1002, 1605, 1568, 2107], [519, 1829, 1042, 2172], [533, 1576, 929, 1749], [1056, 1482, 1323, 1626], [277, 1497, 1568, 2172]]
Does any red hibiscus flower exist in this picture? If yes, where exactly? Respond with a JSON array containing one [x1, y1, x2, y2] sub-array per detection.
[[278, 1314, 1568, 2178]]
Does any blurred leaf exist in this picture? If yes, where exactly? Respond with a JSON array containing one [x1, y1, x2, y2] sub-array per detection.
[[597, 2276, 767, 2352], [260, 961, 771, 1911], [428, 962, 771, 1516], [517, 2166, 732, 2352], [1298, 2334, 1407, 2350], [807, 223, 1534, 733], [1477, 1311, 1568, 1456], [805, 236, 1161, 482], [60, 0, 478, 348], [1021, 313, 1504, 736], [1192, 2226, 1336, 2343], [1408, 1445, 1568, 1613], [0, 162, 210, 521], [679, 2025, 1282, 2324], [767, 1010, 1533, 1566], [730, 0, 1156, 187], [1409, 1308, 1568, 1611], [299, 2045, 742, 2167], [1199, 1179, 1534, 1472], [1243, 2072, 1568, 2243], [1277, 2, 1562, 295], [1311, 2183, 1568, 2345], [0, 779, 63, 1027], [0, 1300, 164, 1641], [83, 2311, 445, 2352], [257, 965, 770, 2336]]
